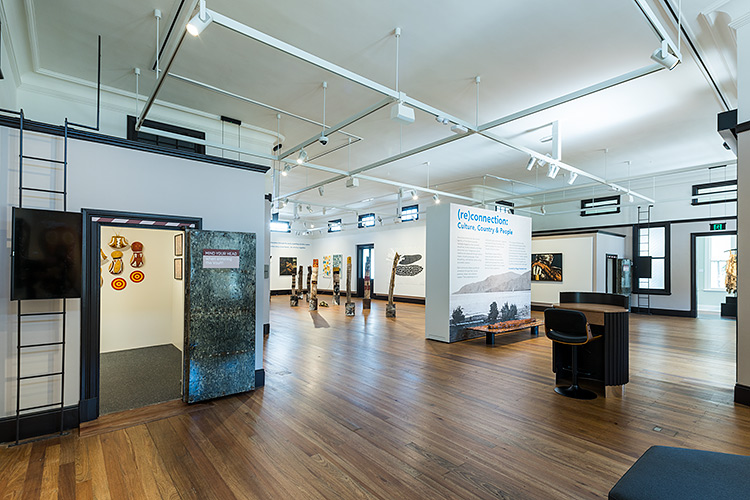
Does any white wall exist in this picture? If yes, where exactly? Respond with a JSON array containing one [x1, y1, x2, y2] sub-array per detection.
[[1, 126, 268, 417], [99, 226, 183, 353], [270, 220, 427, 298], [531, 234, 594, 304]]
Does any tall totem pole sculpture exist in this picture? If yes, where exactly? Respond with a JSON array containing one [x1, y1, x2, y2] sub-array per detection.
[[345, 256, 355, 316]]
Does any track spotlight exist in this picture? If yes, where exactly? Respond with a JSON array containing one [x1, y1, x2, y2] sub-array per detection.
[[537, 157, 547, 168], [628, 193, 634, 203], [297, 149, 308, 164], [281, 164, 292, 176], [567, 172, 578, 185], [547, 164, 560, 179], [410, 190, 418, 201], [650, 41, 679, 70], [435, 116, 450, 125], [186, 1, 212, 37], [318, 186, 325, 196], [306, 205, 313, 213], [526, 157, 536, 171], [450, 124, 468, 134], [433, 194, 441, 204]]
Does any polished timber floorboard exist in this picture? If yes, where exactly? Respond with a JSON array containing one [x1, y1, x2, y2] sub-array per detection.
[[2, 298, 748, 499]]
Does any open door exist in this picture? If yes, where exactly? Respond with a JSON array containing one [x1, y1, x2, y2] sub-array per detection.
[[184, 229, 256, 403]]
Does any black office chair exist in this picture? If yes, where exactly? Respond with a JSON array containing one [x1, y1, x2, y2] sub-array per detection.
[[544, 308, 602, 400]]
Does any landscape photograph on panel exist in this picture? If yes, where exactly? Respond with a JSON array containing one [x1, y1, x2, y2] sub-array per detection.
[[531, 253, 563, 282], [449, 205, 532, 342], [279, 257, 297, 276]]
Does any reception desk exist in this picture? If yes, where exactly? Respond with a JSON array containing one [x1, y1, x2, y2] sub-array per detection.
[[552, 292, 629, 397]]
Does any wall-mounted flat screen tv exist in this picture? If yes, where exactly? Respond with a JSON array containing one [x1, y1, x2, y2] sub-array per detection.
[[11, 207, 83, 300]]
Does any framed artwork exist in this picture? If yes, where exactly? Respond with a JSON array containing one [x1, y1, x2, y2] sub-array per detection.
[[332, 254, 343, 270], [174, 233, 184, 256], [531, 253, 563, 282], [279, 257, 297, 276], [174, 258, 183, 280], [322, 255, 332, 278]]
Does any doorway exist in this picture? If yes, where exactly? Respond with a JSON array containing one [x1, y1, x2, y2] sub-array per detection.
[[356, 244, 374, 297], [80, 209, 202, 422], [98, 225, 185, 415], [692, 232, 737, 317]]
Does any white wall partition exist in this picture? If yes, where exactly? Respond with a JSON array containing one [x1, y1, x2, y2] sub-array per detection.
[[426, 203, 532, 343], [0, 126, 269, 418]]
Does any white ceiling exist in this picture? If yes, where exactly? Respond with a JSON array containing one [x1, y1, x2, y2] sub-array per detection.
[[6, 0, 746, 225]]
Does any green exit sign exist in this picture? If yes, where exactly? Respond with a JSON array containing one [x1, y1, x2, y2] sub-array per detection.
[[710, 222, 727, 231]]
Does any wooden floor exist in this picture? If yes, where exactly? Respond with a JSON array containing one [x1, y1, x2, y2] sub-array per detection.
[[2, 298, 748, 499]]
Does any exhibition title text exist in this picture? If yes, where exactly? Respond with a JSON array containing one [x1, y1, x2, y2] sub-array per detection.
[[455, 208, 513, 235]]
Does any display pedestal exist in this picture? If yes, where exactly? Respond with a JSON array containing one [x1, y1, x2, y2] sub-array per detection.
[[721, 296, 737, 318], [290, 295, 298, 307], [363, 299, 371, 309], [309, 299, 317, 311], [386, 304, 396, 317], [345, 302, 355, 316]]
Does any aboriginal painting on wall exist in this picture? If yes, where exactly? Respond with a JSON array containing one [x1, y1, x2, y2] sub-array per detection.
[[531, 253, 563, 282], [322, 255, 332, 279], [280, 257, 297, 276]]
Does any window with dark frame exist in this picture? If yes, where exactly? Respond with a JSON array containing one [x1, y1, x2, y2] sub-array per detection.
[[358, 213, 376, 228], [328, 219, 342, 232], [691, 179, 737, 206], [269, 220, 291, 233], [633, 223, 670, 295], [580, 195, 620, 217], [401, 204, 419, 222], [127, 116, 206, 154]]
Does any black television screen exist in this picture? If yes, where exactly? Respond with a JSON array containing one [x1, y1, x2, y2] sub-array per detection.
[[11, 207, 83, 300]]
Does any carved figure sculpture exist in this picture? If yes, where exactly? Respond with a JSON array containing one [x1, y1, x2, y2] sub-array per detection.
[[290, 265, 299, 306], [309, 260, 319, 311], [333, 266, 341, 305], [297, 266, 304, 300], [306, 265, 312, 302], [386, 252, 400, 318], [363, 256, 372, 310], [345, 256, 355, 316]]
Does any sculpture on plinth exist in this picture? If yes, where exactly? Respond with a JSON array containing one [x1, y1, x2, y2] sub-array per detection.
[[297, 265, 304, 301], [333, 266, 341, 305], [305, 265, 312, 302], [309, 260, 319, 311], [363, 256, 372, 310], [345, 256, 355, 316], [386, 253, 399, 317], [290, 266, 299, 306]]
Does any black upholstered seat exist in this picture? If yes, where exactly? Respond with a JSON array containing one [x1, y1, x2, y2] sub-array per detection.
[[544, 308, 601, 400]]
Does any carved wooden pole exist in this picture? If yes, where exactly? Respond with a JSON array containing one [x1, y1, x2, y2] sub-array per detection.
[[297, 265, 304, 300], [386, 253, 399, 317], [305, 265, 312, 302], [345, 256, 355, 316], [333, 266, 341, 305], [363, 256, 372, 310], [309, 259, 319, 311], [290, 265, 298, 306]]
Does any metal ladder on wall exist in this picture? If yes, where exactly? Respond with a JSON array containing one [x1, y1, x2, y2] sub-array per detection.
[[636, 205, 653, 315], [7, 108, 71, 445]]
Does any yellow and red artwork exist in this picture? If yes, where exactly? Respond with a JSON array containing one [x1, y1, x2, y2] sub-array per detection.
[[130, 270, 145, 283], [111, 277, 127, 291]]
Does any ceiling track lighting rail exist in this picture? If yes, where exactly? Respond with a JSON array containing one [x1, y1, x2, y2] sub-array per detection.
[[167, 73, 363, 142]]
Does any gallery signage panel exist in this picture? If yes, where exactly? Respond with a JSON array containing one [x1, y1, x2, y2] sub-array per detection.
[[202, 249, 240, 269], [426, 203, 532, 343]]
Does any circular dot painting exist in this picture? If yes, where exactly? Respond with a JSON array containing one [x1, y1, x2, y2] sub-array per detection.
[[130, 270, 145, 283], [111, 277, 127, 291]]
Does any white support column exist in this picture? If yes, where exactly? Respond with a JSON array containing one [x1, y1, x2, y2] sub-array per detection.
[[735, 18, 750, 402]]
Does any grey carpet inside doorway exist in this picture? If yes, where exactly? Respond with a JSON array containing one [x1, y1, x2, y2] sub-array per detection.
[[99, 344, 182, 415]]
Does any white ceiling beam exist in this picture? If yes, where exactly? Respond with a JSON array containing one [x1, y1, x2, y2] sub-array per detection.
[[168, 73, 363, 141], [278, 133, 469, 199], [478, 64, 663, 132], [479, 130, 656, 203], [278, 97, 393, 160], [208, 10, 476, 132], [135, 0, 199, 131]]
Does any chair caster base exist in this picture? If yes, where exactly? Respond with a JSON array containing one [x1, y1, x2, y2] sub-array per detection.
[[554, 384, 597, 400]]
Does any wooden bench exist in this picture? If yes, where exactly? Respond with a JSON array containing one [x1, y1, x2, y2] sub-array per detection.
[[465, 318, 545, 345]]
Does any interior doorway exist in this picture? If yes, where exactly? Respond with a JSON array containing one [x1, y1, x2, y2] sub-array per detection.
[[98, 225, 185, 414], [356, 244, 374, 297], [692, 233, 737, 318]]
